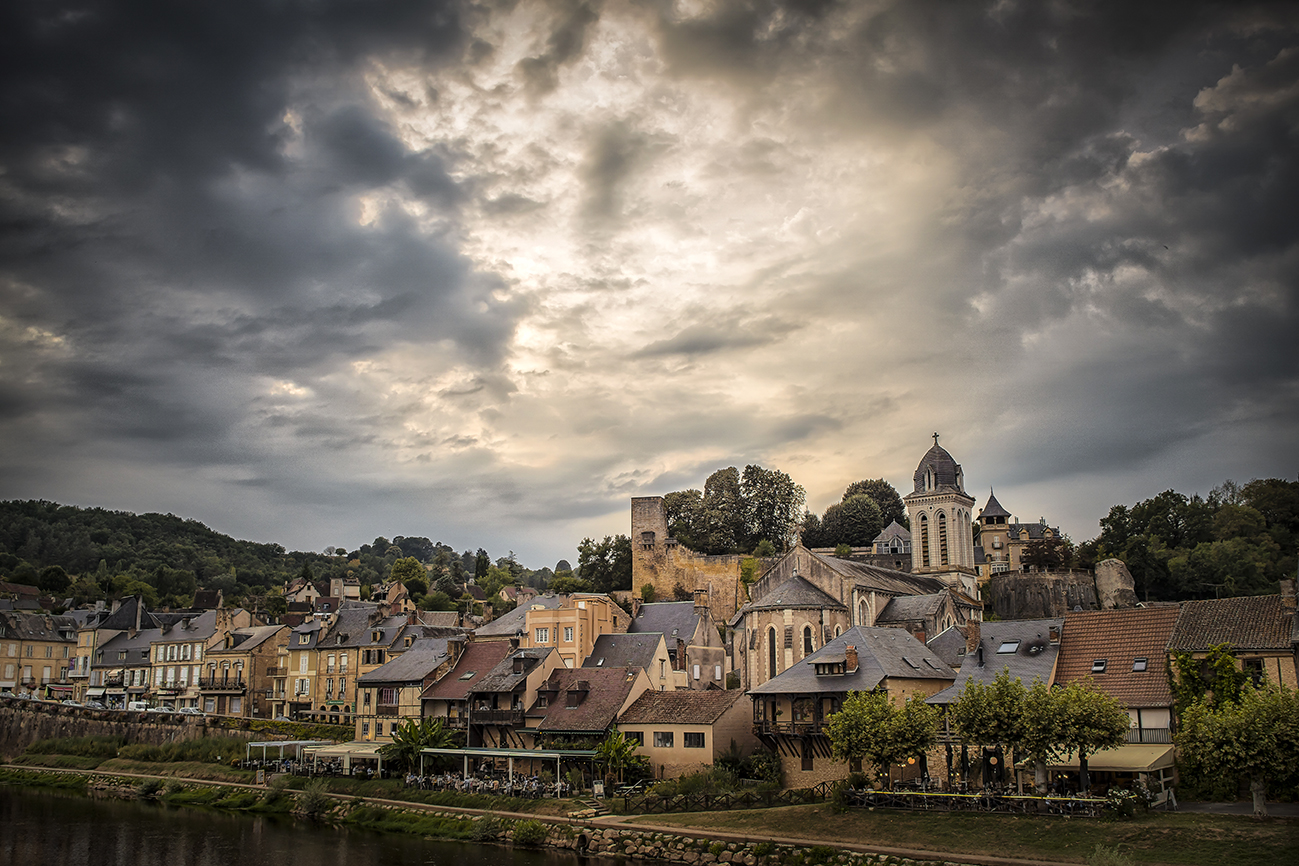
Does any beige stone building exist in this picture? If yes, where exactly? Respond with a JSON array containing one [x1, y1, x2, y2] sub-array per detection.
[[0, 611, 78, 699], [902, 436, 979, 599], [519, 594, 628, 669], [617, 689, 758, 780], [626, 595, 728, 689], [748, 626, 955, 789], [199, 624, 289, 717], [356, 638, 460, 742]]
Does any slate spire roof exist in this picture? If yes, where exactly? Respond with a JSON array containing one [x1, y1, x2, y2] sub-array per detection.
[[911, 438, 965, 493], [980, 489, 1011, 519]]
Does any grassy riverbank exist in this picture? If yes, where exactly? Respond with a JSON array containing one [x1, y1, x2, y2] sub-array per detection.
[[632, 802, 1299, 866]]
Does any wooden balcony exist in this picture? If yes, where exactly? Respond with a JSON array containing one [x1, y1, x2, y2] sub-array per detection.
[[375, 704, 401, 717], [753, 719, 824, 737], [1125, 727, 1172, 744], [472, 708, 525, 725]]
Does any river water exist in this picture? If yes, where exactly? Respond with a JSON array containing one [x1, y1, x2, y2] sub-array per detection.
[[0, 786, 607, 866]]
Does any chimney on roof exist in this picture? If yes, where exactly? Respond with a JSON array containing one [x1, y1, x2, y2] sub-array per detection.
[[631, 596, 642, 620], [693, 589, 708, 615], [965, 621, 981, 656], [482, 602, 494, 624], [1281, 579, 1296, 612], [845, 645, 859, 673], [676, 638, 687, 672]]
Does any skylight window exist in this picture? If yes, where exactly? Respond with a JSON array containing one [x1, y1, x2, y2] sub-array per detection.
[[902, 657, 920, 669], [458, 671, 477, 680], [1091, 659, 1108, 674], [1131, 657, 1148, 672], [596, 658, 605, 666], [997, 640, 1020, 654]]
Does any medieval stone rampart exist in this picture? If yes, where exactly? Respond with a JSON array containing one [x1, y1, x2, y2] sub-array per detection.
[[631, 497, 745, 622]]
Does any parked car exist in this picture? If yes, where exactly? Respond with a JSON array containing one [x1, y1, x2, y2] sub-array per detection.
[[177, 707, 205, 716], [127, 700, 150, 711], [84, 700, 107, 710], [147, 706, 176, 713], [273, 715, 292, 721], [61, 699, 82, 707]]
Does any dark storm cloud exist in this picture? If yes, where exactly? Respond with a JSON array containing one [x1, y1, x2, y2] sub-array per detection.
[[0, 0, 527, 475], [632, 315, 798, 358]]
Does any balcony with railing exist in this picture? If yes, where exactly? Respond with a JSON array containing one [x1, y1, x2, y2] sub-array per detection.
[[1125, 727, 1173, 744], [197, 676, 246, 692], [375, 704, 401, 717], [471, 708, 525, 725], [266, 666, 287, 678]]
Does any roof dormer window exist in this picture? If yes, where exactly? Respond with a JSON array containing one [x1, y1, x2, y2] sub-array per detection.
[[1131, 657, 1148, 672], [1091, 659, 1108, 674]]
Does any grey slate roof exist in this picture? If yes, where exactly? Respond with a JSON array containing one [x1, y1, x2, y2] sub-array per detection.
[[746, 574, 846, 611], [359, 643, 452, 685], [471, 647, 554, 694], [210, 624, 285, 654], [873, 520, 911, 543], [474, 593, 567, 637], [926, 624, 969, 669], [980, 489, 1011, 519], [911, 442, 964, 493], [98, 596, 160, 631], [876, 594, 944, 624], [1167, 595, 1294, 652], [927, 618, 1063, 704], [807, 551, 948, 596], [627, 602, 700, 640], [582, 633, 664, 670], [750, 626, 955, 695], [94, 626, 162, 668]]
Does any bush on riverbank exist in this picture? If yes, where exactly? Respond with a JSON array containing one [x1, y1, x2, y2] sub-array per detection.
[[97, 758, 255, 783], [22, 735, 124, 759], [119, 735, 248, 765], [344, 803, 476, 839], [0, 767, 89, 791], [13, 753, 108, 769]]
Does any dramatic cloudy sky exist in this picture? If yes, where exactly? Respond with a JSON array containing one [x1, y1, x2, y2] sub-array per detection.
[[2, 1, 1297, 567]]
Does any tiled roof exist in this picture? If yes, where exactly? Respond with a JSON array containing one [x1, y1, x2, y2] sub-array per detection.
[[474, 594, 566, 637], [472, 647, 554, 694], [421, 640, 513, 701], [628, 602, 700, 640], [582, 633, 664, 670], [619, 689, 745, 725], [928, 618, 1063, 704], [208, 625, 285, 654], [808, 551, 948, 596], [533, 667, 642, 734], [747, 575, 846, 611], [1055, 607, 1180, 708], [359, 644, 451, 685], [1166, 595, 1294, 652], [750, 626, 955, 695], [980, 490, 1011, 519], [876, 594, 944, 624], [873, 520, 911, 543]]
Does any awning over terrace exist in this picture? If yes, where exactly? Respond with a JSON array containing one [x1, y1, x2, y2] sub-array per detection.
[[418, 746, 598, 783], [1047, 744, 1175, 774], [303, 741, 386, 772], [245, 740, 335, 762]]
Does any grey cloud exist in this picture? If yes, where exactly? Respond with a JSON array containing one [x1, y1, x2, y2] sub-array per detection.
[[632, 316, 799, 358], [580, 120, 673, 222], [515, 0, 602, 96]]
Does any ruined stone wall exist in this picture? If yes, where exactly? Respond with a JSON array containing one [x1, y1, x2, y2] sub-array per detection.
[[631, 497, 744, 623], [0, 697, 206, 760], [983, 571, 1100, 620]]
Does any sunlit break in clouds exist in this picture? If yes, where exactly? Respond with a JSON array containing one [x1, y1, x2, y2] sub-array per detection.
[[1, 0, 1297, 564]]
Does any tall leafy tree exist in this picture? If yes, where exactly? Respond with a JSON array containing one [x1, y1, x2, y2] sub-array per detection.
[[820, 495, 883, 548], [1055, 680, 1130, 792], [842, 479, 907, 529], [825, 690, 940, 786], [576, 535, 632, 593], [1176, 684, 1299, 817], [739, 464, 806, 553]]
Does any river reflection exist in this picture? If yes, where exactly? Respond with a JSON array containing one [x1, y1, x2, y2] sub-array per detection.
[[0, 786, 606, 866]]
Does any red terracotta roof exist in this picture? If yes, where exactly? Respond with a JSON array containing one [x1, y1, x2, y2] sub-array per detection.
[[421, 641, 512, 701], [1055, 607, 1180, 709], [618, 689, 745, 725], [532, 667, 643, 734], [1167, 595, 1294, 652]]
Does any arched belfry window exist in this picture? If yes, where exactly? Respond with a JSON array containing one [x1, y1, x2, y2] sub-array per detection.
[[803, 625, 813, 657], [919, 513, 930, 567], [768, 627, 778, 679], [938, 512, 949, 566]]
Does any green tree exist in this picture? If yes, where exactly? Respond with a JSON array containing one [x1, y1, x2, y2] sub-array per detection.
[[594, 728, 647, 785], [1170, 643, 1250, 715], [842, 479, 906, 529], [38, 564, 71, 594], [390, 557, 425, 586], [825, 690, 939, 786], [820, 495, 883, 549], [549, 574, 593, 595], [419, 590, 457, 611], [576, 535, 632, 593], [740, 464, 806, 553], [379, 717, 461, 773], [1176, 683, 1299, 817], [1055, 680, 1130, 792]]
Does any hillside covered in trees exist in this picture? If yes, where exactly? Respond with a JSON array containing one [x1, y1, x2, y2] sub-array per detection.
[[1078, 479, 1299, 602], [0, 500, 568, 610]]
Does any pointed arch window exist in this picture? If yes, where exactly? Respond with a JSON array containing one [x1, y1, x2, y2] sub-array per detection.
[[938, 512, 949, 566], [919, 513, 930, 567], [803, 625, 813, 657]]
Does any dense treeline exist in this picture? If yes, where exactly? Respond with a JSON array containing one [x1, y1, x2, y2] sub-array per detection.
[[0, 500, 556, 610], [1079, 479, 1299, 601]]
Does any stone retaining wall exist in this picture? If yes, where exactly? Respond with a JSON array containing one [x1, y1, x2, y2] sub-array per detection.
[[0, 697, 200, 759]]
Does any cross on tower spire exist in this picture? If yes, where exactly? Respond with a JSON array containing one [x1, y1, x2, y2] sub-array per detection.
[[932, 431, 940, 447]]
